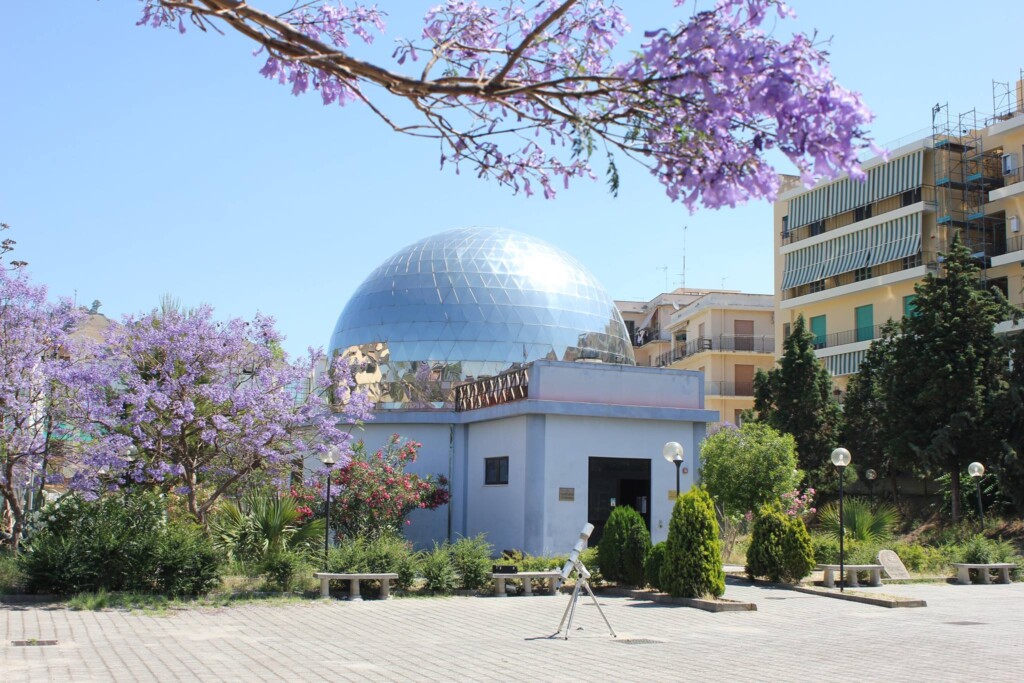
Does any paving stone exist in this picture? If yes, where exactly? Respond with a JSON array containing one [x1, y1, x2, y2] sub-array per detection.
[[1, 581, 1022, 681]]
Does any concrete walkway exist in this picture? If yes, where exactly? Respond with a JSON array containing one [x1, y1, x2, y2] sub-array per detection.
[[2, 580, 1022, 682]]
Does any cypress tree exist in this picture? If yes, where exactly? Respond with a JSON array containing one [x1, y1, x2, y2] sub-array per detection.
[[754, 314, 843, 488]]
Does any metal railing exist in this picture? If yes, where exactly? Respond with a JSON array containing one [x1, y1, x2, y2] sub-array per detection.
[[655, 335, 774, 367], [1007, 234, 1024, 254], [809, 324, 885, 350], [705, 381, 755, 397], [454, 366, 529, 412]]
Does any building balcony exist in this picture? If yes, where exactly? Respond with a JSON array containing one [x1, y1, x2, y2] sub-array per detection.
[[655, 335, 775, 367], [808, 324, 885, 351], [705, 381, 755, 397], [990, 168, 1024, 202]]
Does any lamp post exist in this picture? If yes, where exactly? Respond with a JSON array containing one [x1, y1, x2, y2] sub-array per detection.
[[321, 447, 338, 566], [662, 442, 684, 498], [831, 447, 852, 592], [968, 462, 985, 530], [865, 468, 877, 498]]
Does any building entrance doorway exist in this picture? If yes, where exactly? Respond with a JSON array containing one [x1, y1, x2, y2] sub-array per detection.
[[587, 457, 651, 546]]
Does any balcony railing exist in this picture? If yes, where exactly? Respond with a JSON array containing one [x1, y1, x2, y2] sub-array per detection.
[[782, 186, 935, 246], [655, 335, 774, 367], [1007, 234, 1024, 254], [809, 324, 885, 350], [705, 381, 755, 397]]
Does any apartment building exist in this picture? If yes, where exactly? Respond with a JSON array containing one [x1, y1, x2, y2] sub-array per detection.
[[618, 290, 775, 424], [773, 75, 1024, 391]]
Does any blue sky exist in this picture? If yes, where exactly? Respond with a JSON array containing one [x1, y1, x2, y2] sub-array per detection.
[[3, 1, 1023, 357]]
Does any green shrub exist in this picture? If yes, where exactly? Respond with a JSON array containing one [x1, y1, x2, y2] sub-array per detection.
[[0, 551, 24, 594], [746, 507, 814, 583], [597, 506, 651, 587], [152, 521, 222, 596], [450, 535, 494, 590], [259, 551, 307, 592], [19, 493, 222, 596], [327, 533, 420, 591], [421, 542, 456, 594], [817, 497, 899, 544], [661, 487, 724, 598], [958, 534, 995, 564], [810, 533, 841, 565], [644, 542, 667, 591]]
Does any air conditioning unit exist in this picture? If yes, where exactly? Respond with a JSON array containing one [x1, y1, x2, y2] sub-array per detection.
[[1002, 153, 1018, 175], [1011, 215, 1020, 233]]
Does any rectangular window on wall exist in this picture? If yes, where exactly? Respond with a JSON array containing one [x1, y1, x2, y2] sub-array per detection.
[[855, 304, 874, 342], [810, 315, 827, 349], [485, 456, 509, 485], [783, 322, 791, 340]]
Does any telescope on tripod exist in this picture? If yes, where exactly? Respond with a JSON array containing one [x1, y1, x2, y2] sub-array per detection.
[[554, 523, 616, 640]]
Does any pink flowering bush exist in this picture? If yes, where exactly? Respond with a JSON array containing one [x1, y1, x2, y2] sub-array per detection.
[[781, 488, 816, 520], [319, 435, 450, 540]]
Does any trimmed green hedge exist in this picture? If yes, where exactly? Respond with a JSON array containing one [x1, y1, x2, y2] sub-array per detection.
[[661, 487, 724, 598]]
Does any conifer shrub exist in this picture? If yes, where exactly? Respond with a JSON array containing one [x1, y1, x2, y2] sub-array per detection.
[[660, 487, 724, 598], [746, 506, 815, 583], [644, 542, 667, 591], [597, 505, 651, 587]]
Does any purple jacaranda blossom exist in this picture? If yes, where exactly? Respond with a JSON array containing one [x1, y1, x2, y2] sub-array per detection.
[[0, 267, 110, 550], [136, 0, 873, 210], [78, 304, 371, 524]]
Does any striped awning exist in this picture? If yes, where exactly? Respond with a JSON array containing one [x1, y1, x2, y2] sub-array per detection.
[[788, 150, 924, 228], [781, 213, 923, 291], [823, 350, 867, 376]]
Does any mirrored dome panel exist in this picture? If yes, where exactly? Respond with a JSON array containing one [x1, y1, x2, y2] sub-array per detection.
[[330, 227, 635, 409]]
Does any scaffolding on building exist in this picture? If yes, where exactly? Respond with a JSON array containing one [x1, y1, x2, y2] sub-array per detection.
[[930, 104, 1006, 282]]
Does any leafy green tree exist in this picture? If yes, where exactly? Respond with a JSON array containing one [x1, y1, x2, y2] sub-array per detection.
[[660, 487, 724, 599], [700, 422, 801, 517], [754, 315, 843, 487], [991, 330, 1024, 514], [883, 235, 1014, 521], [597, 505, 651, 587]]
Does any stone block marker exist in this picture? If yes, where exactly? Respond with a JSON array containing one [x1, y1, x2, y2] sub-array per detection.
[[878, 549, 911, 580]]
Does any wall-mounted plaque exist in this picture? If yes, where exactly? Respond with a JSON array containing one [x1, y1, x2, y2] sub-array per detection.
[[558, 487, 575, 501]]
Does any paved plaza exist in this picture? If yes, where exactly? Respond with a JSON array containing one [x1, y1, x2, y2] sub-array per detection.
[[2, 579, 1022, 682]]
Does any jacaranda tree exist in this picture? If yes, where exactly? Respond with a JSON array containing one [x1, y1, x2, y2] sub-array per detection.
[[135, 0, 874, 209], [81, 304, 374, 524], [0, 267, 100, 550]]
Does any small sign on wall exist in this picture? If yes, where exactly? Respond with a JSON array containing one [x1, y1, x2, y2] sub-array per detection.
[[558, 487, 575, 502], [668, 490, 677, 500]]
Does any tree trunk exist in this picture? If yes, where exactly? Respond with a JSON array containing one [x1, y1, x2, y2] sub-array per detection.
[[950, 467, 961, 523], [2, 487, 25, 553]]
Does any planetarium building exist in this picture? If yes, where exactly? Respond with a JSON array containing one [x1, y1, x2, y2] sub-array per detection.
[[326, 227, 716, 555]]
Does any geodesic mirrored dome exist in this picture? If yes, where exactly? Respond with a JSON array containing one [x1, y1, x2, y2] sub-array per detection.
[[330, 227, 635, 409]]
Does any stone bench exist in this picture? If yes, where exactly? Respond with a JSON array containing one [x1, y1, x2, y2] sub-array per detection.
[[314, 572, 400, 601], [951, 563, 1015, 585], [490, 570, 563, 597], [816, 564, 883, 588]]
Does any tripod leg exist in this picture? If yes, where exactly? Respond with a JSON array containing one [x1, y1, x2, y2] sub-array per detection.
[[563, 582, 583, 639], [582, 580, 616, 637], [556, 580, 582, 638]]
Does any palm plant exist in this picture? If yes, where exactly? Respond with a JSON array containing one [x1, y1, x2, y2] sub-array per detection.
[[209, 490, 324, 563], [817, 497, 900, 544]]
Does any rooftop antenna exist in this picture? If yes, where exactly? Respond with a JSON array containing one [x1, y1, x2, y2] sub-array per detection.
[[656, 266, 668, 292], [681, 225, 687, 291]]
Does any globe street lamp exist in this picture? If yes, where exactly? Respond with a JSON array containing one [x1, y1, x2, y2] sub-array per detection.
[[321, 447, 339, 566], [831, 447, 852, 592], [865, 468, 877, 498], [663, 442, 685, 498], [968, 462, 985, 530]]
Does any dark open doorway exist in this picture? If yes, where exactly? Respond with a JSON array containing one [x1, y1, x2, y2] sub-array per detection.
[[587, 457, 651, 546]]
